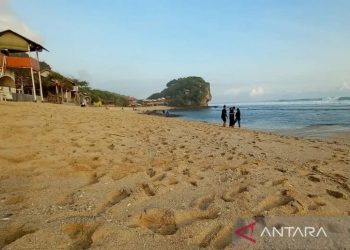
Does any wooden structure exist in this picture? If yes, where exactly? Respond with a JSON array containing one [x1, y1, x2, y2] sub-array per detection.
[[0, 30, 48, 101], [142, 97, 167, 106], [44, 77, 89, 105], [128, 96, 138, 107], [46, 79, 78, 104]]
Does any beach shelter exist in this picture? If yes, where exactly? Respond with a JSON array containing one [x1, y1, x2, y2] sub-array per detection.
[[0, 29, 48, 101]]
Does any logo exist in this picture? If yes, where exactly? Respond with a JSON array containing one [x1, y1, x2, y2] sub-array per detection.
[[234, 221, 256, 243], [233, 217, 349, 248]]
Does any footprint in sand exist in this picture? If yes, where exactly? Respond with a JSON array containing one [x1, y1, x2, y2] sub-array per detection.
[[142, 183, 156, 196], [308, 175, 321, 182], [308, 201, 327, 211], [4, 195, 25, 206], [132, 208, 177, 235], [253, 190, 295, 214], [130, 195, 220, 236], [168, 177, 179, 185], [326, 189, 345, 199], [196, 224, 223, 248], [146, 168, 156, 177], [0, 224, 37, 249], [107, 189, 131, 206], [275, 167, 287, 173], [334, 173, 348, 182], [240, 169, 250, 176], [152, 173, 166, 182], [272, 178, 288, 186], [189, 180, 198, 187], [182, 168, 190, 177], [190, 194, 215, 210], [221, 186, 248, 202], [62, 222, 98, 249], [96, 189, 131, 214], [191, 224, 233, 249]]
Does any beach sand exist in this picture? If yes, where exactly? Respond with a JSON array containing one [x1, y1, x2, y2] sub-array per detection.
[[0, 102, 349, 249]]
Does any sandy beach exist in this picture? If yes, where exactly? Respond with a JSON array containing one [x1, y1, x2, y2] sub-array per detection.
[[0, 102, 349, 249]]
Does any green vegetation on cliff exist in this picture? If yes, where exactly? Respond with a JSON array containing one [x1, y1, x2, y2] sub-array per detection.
[[81, 87, 128, 106], [149, 76, 212, 107]]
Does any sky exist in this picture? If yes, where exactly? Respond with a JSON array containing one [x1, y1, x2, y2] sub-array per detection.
[[1, 0, 350, 102]]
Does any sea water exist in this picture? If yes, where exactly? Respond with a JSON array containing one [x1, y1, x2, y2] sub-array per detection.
[[169, 98, 350, 138]]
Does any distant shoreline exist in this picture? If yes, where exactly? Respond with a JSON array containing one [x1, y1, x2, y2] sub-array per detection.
[[140, 109, 181, 118], [135, 105, 350, 144]]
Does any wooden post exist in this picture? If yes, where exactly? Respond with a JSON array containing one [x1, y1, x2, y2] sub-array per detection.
[[20, 77, 24, 94], [1, 55, 6, 77], [55, 83, 59, 103], [28, 45, 37, 102], [36, 51, 44, 102], [30, 67, 37, 101], [61, 87, 63, 103]]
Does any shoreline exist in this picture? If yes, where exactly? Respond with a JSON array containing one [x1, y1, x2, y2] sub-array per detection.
[[1, 101, 349, 144], [273, 126, 350, 144], [0, 102, 349, 249], [141, 106, 350, 144]]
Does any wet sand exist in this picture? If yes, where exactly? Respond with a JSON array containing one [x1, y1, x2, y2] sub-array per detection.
[[275, 126, 350, 144], [0, 102, 349, 249]]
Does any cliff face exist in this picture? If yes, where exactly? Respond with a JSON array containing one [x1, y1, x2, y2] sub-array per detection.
[[200, 84, 212, 106], [148, 76, 212, 107]]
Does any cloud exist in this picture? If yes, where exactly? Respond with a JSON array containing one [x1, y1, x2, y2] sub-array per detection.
[[340, 82, 350, 91], [0, 0, 43, 43], [250, 87, 265, 97], [224, 87, 242, 96]]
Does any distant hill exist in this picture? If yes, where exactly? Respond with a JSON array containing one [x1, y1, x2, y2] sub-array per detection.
[[83, 88, 128, 106], [149, 76, 212, 107]]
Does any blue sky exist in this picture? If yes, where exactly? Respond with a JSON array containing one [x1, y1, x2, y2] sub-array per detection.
[[1, 0, 350, 102]]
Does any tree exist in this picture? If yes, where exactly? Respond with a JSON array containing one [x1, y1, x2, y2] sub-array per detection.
[[148, 76, 212, 107], [39, 61, 51, 71]]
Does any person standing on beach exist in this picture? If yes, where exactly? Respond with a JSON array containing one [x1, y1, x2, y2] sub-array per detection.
[[229, 107, 235, 128], [221, 105, 228, 127], [235, 108, 241, 128]]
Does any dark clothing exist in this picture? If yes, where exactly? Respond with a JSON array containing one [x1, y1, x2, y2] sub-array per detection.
[[221, 108, 227, 122], [234, 118, 241, 128], [229, 111, 235, 127], [234, 109, 241, 127], [236, 110, 241, 120]]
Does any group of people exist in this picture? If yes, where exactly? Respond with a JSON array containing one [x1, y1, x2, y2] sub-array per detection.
[[221, 105, 241, 128]]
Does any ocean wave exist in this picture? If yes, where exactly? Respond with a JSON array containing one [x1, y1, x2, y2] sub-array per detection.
[[277, 96, 350, 102], [304, 123, 350, 129], [212, 97, 350, 107]]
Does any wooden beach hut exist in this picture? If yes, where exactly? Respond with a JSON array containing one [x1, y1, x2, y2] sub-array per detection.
[[0, 29, 48, 101]]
